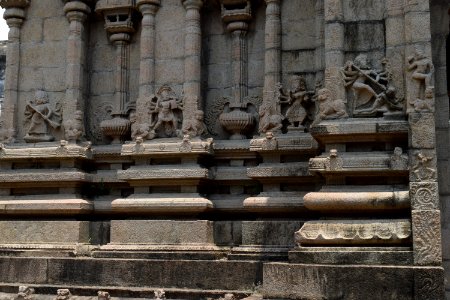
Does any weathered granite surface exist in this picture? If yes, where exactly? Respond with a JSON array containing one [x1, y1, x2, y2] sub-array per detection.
[[0, 0, 446, 299]]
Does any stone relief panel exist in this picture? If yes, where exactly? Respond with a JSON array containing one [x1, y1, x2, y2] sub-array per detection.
[[412, 210, 442, 266], [409, 113, 436, 149], [312, 87, 348, 125], [410, 150, 437, 182], [341, 55, 403, 118], [406, 47, 434, 113], [413, 268, 445, 300], [23, 90, 62, 143], [410, 182, 439, 210]]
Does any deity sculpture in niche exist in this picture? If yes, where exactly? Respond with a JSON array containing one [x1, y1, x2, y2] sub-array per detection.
[[342, 55, 403, 117], [407, 47, 435, 112], [312, 88, 348, 125], [24, 90, 61, 143], [147, 86, 183, 139], [63, 110, 84, 143]]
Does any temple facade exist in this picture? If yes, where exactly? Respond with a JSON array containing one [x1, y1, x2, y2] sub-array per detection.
[[0, 0, 447, 299]]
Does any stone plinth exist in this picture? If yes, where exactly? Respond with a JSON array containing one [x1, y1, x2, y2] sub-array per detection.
[[0, 221, 89, 246], [109, 220, 214, 245], [262, 263, 444, 300]]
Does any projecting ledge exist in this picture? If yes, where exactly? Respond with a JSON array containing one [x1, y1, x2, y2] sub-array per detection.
[[111, 193, 213, 213], [304, 190, 410, 211], [0, 195, 93, 215]]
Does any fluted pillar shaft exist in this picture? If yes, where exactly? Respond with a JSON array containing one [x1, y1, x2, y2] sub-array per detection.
[[182, 0, 203, 115], [111, 33, 131, 116], [63, 1, 90, 120], [230, 25, 248, 103], [263, 0, 281, 101]]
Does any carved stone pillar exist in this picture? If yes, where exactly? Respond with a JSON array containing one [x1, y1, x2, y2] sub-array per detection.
[[63, 1, 90, 139], [136, 0, 159, 125], [218, 1, 255, 140], [0, 0, 29, 142], [95, 1, 135, 144], [403, 0, 442, 268], [181, 0, 203, 118], [323, 0, 345, 102], [263, 0, 281, 101]]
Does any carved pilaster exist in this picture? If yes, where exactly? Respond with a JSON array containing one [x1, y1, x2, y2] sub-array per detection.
[[95, 0, 136, 143], [323, 0, 345, 102], [63, 1, 90, 142], [263, 0, 281, 103], [181, 0, 203, 120], [136, 0, 159, 126], [0, 0, 29, 143]]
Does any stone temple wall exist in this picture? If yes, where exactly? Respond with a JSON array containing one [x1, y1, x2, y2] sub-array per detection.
[[0, 0, 446, 299]]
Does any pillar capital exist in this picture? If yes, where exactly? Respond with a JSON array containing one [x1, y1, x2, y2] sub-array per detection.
[[264, 0, 280, 4], [3, 5, 26, 27], [138, 1, 160, 15], [181, 0, 203, 10], [137, 0, 160, 10], [63, 1, 91, 21], [0, 0, 29, 9]]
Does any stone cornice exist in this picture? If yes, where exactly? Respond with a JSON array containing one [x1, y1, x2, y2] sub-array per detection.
[[0, 0, 29, 9]]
